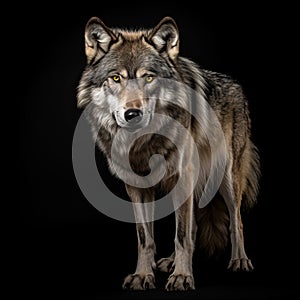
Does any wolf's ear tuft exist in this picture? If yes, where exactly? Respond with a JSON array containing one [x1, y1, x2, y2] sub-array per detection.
[[84, 17, 117, 63], [149, 17, 179, 62]]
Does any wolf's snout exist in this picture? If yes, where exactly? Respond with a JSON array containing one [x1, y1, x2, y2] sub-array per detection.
[[124, 109, 143, 124]]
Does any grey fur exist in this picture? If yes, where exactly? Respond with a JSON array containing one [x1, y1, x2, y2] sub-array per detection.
[[77, 16, 260, 291]]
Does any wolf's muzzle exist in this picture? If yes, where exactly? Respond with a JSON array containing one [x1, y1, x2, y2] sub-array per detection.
[[124, 109, 143, 124]]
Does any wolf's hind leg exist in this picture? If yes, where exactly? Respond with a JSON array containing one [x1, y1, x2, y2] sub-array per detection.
[[122, 186, 156, 290], [157, 252, 175, 273], [220, 166, 254, 271]]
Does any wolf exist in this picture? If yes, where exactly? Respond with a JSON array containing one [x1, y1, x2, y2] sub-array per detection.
[[76, 16, 260, 291]]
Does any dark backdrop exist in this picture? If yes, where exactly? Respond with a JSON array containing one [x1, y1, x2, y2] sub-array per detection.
[[16, 2, 297, 299]]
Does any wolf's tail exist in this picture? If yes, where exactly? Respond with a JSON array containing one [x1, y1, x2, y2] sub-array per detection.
[[242, 141, 261, 209], [196, 142, 260, 256], [196, 194, 229, 256]]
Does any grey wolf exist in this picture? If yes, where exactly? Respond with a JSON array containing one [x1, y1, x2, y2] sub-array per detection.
[[77, 16, 260, 291]]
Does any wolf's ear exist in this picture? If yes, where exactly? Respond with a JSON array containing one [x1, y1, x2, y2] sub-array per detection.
[[149, 17, 179, 62], [84, 17, 117, 63]]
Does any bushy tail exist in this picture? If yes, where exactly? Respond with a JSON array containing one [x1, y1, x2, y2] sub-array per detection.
[[196, 142, 260, 256], [196, 194, 229, 256], [242, 142, 261, 210]]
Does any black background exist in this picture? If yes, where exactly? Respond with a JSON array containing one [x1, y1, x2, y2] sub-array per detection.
[[16, 2, 297, 299]]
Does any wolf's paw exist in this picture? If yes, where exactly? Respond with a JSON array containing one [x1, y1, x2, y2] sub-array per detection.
[[227, 258, 254, 271], [165, 273, 195, 291], [156, 257, 174, 273], [122, 273, 156, 290]]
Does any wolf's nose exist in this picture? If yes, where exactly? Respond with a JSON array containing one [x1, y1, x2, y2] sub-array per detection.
[[124, 109, 143, 124]]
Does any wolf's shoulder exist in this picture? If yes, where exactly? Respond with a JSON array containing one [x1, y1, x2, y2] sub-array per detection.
[[177, 57, 248, 113], [201, 69, 242, 92], [177, 57, 243, 94]]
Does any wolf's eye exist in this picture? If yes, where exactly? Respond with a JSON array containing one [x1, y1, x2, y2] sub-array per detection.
[[112, 75, 121, 83], [145, 75, 153, 83]]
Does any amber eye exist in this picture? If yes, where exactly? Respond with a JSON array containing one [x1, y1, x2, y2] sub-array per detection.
[[112, 75, 121, 83], [145, 75, 153, 83]]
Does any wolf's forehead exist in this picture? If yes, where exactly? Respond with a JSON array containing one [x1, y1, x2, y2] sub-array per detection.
[[112, 67, 152, 79], [116, 29, 148, 41], [113, 29, 152, 53], [108, 33, 157, 76]]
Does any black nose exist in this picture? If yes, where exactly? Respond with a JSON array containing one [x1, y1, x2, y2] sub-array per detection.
[[124, 109, 143, 124]]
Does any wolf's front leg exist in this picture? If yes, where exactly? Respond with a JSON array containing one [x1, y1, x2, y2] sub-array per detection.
[[122, 185, 156, 290], [166, 194, 195, 291]]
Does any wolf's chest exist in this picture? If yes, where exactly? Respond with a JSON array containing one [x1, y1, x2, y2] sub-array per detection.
[[101, 133, 179, 181]]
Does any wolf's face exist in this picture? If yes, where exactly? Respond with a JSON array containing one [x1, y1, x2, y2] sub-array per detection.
[[77, 17, 181, 131], [99, 63, 161, 131]]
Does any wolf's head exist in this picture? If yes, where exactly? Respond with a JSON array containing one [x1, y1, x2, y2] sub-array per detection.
[[77, 17, 184, 132]]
